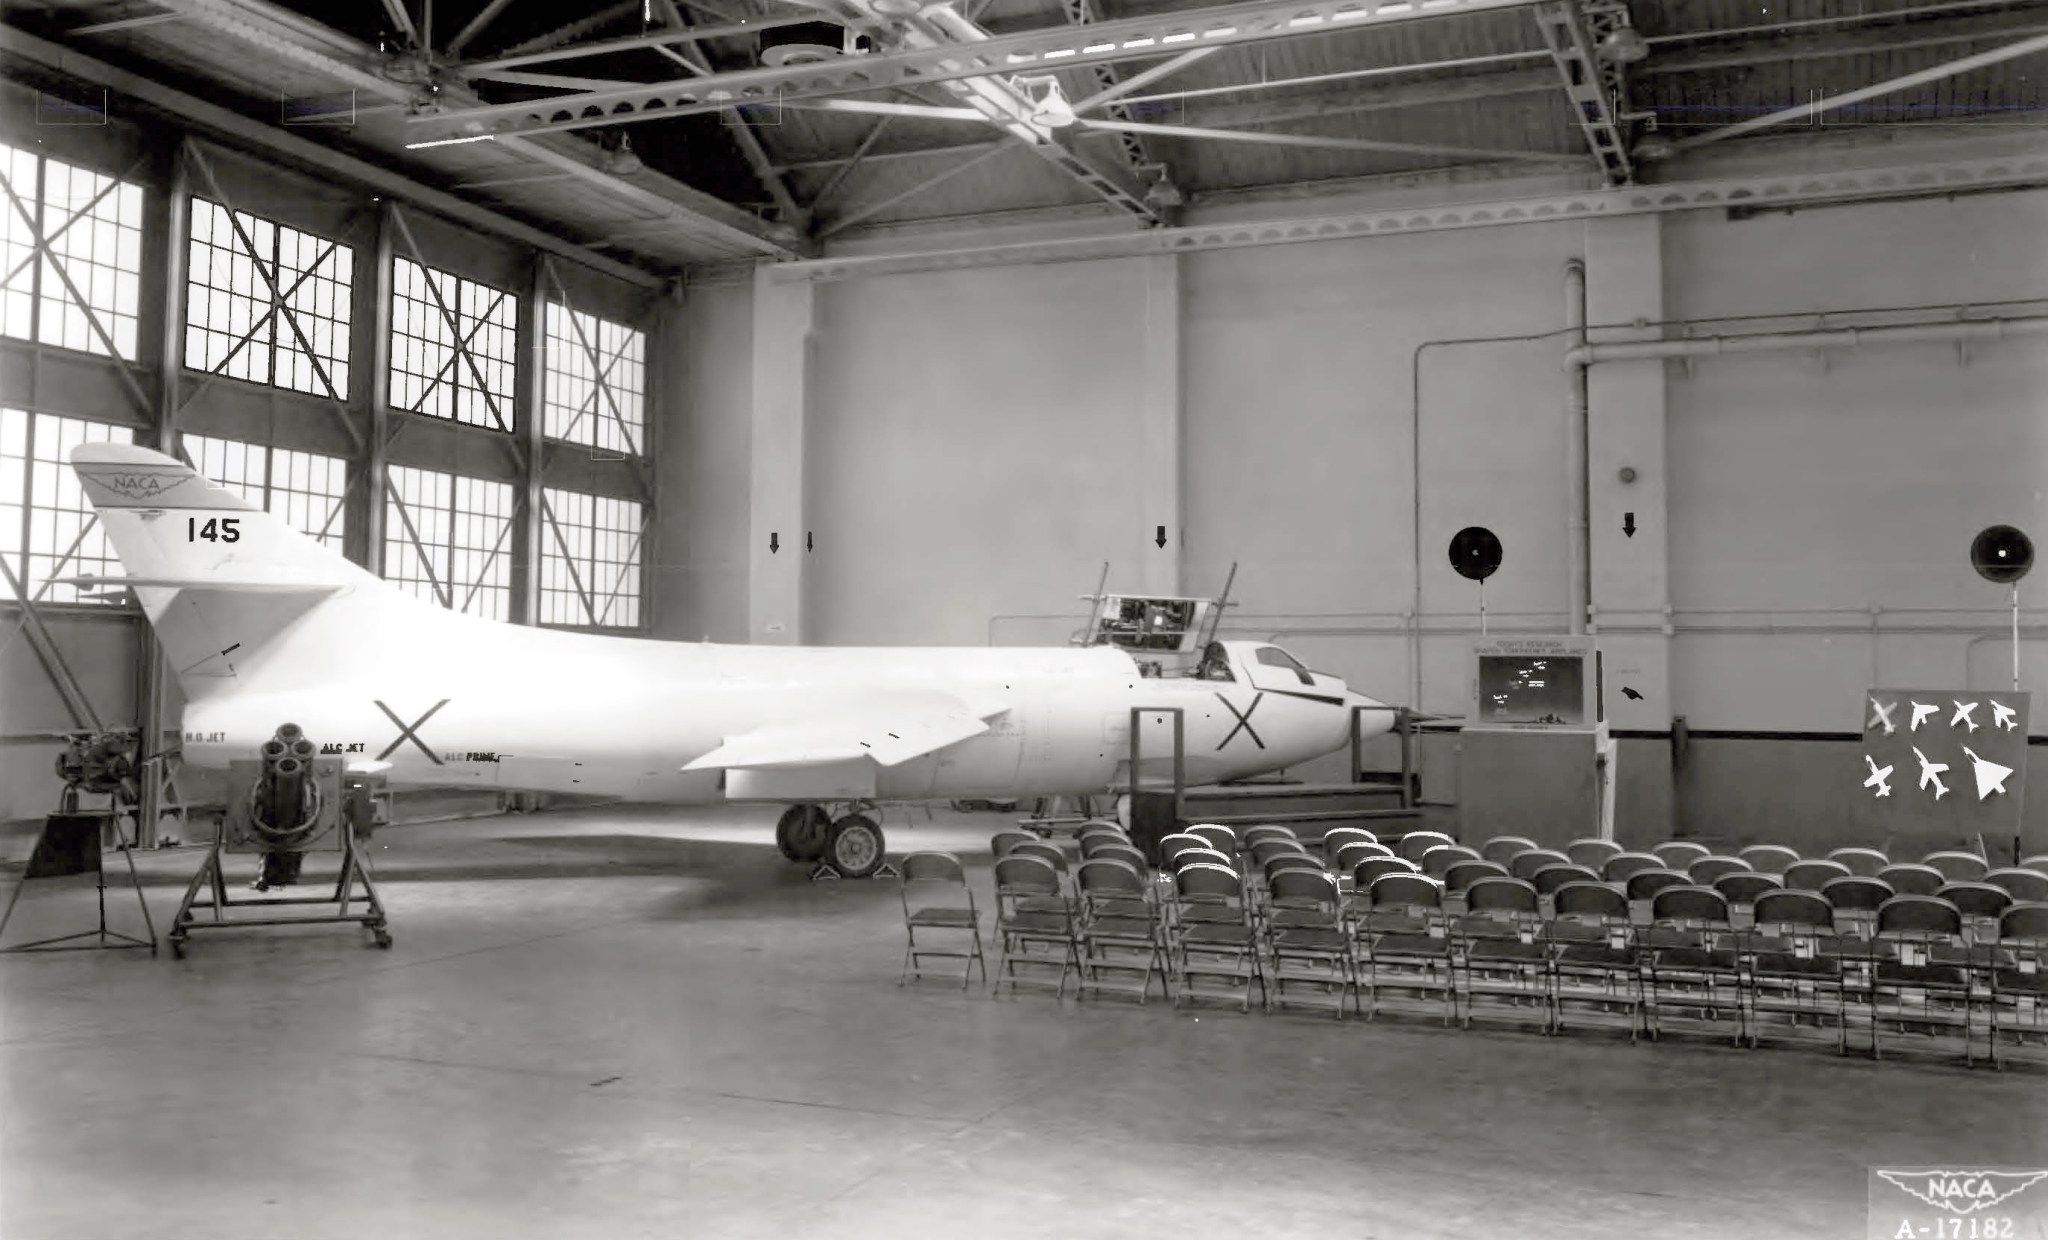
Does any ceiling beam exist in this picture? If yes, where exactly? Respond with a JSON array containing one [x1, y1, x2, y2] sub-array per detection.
[[1092, 119, 1583, 164], [1670, 27, 2048, 152], [0, 25, 666, 287], [411, 0, 1546, 140], [1530, 1, 1632, 185], [454, 13, 823, 73], [160, 0, 800, 258], [379, 0, 417, 46], [444, 0, 520, 56]]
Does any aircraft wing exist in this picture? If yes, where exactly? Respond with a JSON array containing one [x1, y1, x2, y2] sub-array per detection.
[[682, 697, 1008, 771]]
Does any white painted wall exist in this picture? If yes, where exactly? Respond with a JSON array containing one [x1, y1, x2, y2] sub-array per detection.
[[803, 259, 1162, 647]]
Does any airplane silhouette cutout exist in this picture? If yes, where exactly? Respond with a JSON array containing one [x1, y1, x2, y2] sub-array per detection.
[[1950, 700, 1980, 733], [1991, 701, 2020, 732], [1912, 746, 1950, 800], [1910, 702, 1939, 731], [1862, 754, 1894, 798], [1961, 746, 2013, 799], [1867, 698, 1897, 735]]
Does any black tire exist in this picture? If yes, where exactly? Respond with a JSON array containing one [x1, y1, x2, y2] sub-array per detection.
[[775, 804, 831, 863], [825, 814, 886, 879]]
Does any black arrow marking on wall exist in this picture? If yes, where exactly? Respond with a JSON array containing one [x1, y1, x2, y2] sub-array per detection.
[[1622, 687, 1643, 701], [1155, 525, 1167, 548], [769, 532, 780, 554], [1623, 513, 1637, 538], [806, 531, 813, 552]]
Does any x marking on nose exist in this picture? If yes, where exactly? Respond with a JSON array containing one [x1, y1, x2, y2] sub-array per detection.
[[1217, 692, 1266, 751]]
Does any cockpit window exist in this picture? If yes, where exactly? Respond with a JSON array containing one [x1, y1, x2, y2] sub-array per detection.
[[1195, 641, 1235, 682], [1255, 647, 1308, 673]]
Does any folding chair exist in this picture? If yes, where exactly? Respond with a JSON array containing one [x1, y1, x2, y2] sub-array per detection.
[[1242, 824, 1298, 852], [1008, 841, 1072, 912], [1077, 818, 1126, 835], [1088, 841, 1149, 876], [1481, 835, 1542, 866], [1188, 824, 1238, 857], [1078, 829, 1133, 860], [1545, 882, 1642, 1040], [1444, 859, 1511, 899], [1454, 876, 1550, 1032], [1321, 827, 1378, 867], [1158, 834, 1210, 875], [1395, 831, 1457, 864], [1169, 845, 1235, 874], [1738, 844, 1801, 875], [1641, 886, 1745, 1045], [1263, 868, 1355, 1018], [1074, 858, 1170, 1005], [1347, 856, 1421, 911], [1985, 868, 2048, 903], [1332, 842, 1394, 886], [1784, 859, 1853, 892], [1507, 849, 1572, 883], [2023, 855, 2048, 873], [1827, 847, 1891, 877], [992, 855, 1079, 997], [1687, 856, 1752, 886], [1566, 838, 1624, 870], [1652, 842, 1712, 869], [1602, 852, 1665, 887], [1625, 868, 1693, 904], [1870, 895, 1978, 1065], [1265, 853, 1326, 879], [1936, 882, 2013, 944], [1354, 873, 1454, 1025], [1922, 851, 1991, 883], [1250, 837, 1311, 872], [1419, 844, 1481, 880], [1713, 871, 1782, 913], [1822, 876, 1894, 941], [1986, 902, 2048, 1068], [1531, 864, 1600, 899], [991, 830, 1037, 858], [1875, 863, 1945, 897], [1170, 862, 1264, 1012], [897, 852, 986, 989], [1745, 890, 1851, 1054]]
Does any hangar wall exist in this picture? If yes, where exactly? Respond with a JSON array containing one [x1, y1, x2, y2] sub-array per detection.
[[670, 187, 2048, 853]]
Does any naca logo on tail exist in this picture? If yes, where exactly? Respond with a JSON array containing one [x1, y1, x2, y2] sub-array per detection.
[[100, 471, 176, 499]]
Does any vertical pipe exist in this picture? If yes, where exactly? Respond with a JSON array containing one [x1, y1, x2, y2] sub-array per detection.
[[1563, 259, 1589, 637], [2014, 583, 2023, 693], [512, 252, 545, 625]]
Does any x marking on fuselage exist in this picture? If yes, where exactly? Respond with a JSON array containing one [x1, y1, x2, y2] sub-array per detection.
[[375, 698, 450, 766]]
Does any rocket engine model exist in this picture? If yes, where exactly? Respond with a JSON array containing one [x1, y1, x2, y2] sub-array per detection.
[[53, 730, 139, 808], [247, 723, 330, 890]]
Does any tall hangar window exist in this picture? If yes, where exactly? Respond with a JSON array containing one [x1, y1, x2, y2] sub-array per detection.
[[539, 487, 644, 628], [183, 434, 348, 551], [0, 409, 133, 605], [184, 198, 352, 399], [0, 144, 145, 359], [542, 303, 644, 456], [383, 464, 514, 621], [390, 258, 518, 432]]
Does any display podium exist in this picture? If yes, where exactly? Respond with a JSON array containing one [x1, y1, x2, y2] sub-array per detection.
[[1454, 638, 1617, 849]]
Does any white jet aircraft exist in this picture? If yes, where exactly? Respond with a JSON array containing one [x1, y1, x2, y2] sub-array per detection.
[[67, 445, 1392, 876]]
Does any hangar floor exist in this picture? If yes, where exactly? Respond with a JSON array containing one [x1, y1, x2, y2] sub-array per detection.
[[2, 805, 2042, 1240]]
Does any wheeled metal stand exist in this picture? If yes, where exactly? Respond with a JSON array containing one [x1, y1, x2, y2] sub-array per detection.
[[168, 816, 390, 958], [0, 811, 157, 956]]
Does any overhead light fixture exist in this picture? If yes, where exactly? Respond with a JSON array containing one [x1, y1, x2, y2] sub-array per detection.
[[870, 0, 932, 14], [1598, 13, 1649, 64], [405, 133, 496, 149], [1014, 74, 1076, 129], [602, 134, 643, 175]]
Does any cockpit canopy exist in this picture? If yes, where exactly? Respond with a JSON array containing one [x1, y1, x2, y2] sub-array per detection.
[[1195, 641, 1327, 690]]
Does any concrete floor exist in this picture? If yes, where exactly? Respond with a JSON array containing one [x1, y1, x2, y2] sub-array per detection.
[[2, 804, 2043, 1240]]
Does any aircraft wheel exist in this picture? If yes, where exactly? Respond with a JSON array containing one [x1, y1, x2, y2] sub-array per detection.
[[776, 804, 831, 863], [825, 814, 886, 879]]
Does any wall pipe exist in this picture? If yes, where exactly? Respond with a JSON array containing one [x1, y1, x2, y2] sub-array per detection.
[[1564, 259, 1590, 638], [1563, 312, 2048, 367]]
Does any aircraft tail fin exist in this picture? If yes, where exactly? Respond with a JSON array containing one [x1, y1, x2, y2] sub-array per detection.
[[69, 443, 388, 699]]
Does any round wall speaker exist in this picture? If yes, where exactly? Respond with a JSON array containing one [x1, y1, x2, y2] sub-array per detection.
[[1971, 524, 2034, 584], [1449, 526, 1503, 582]]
